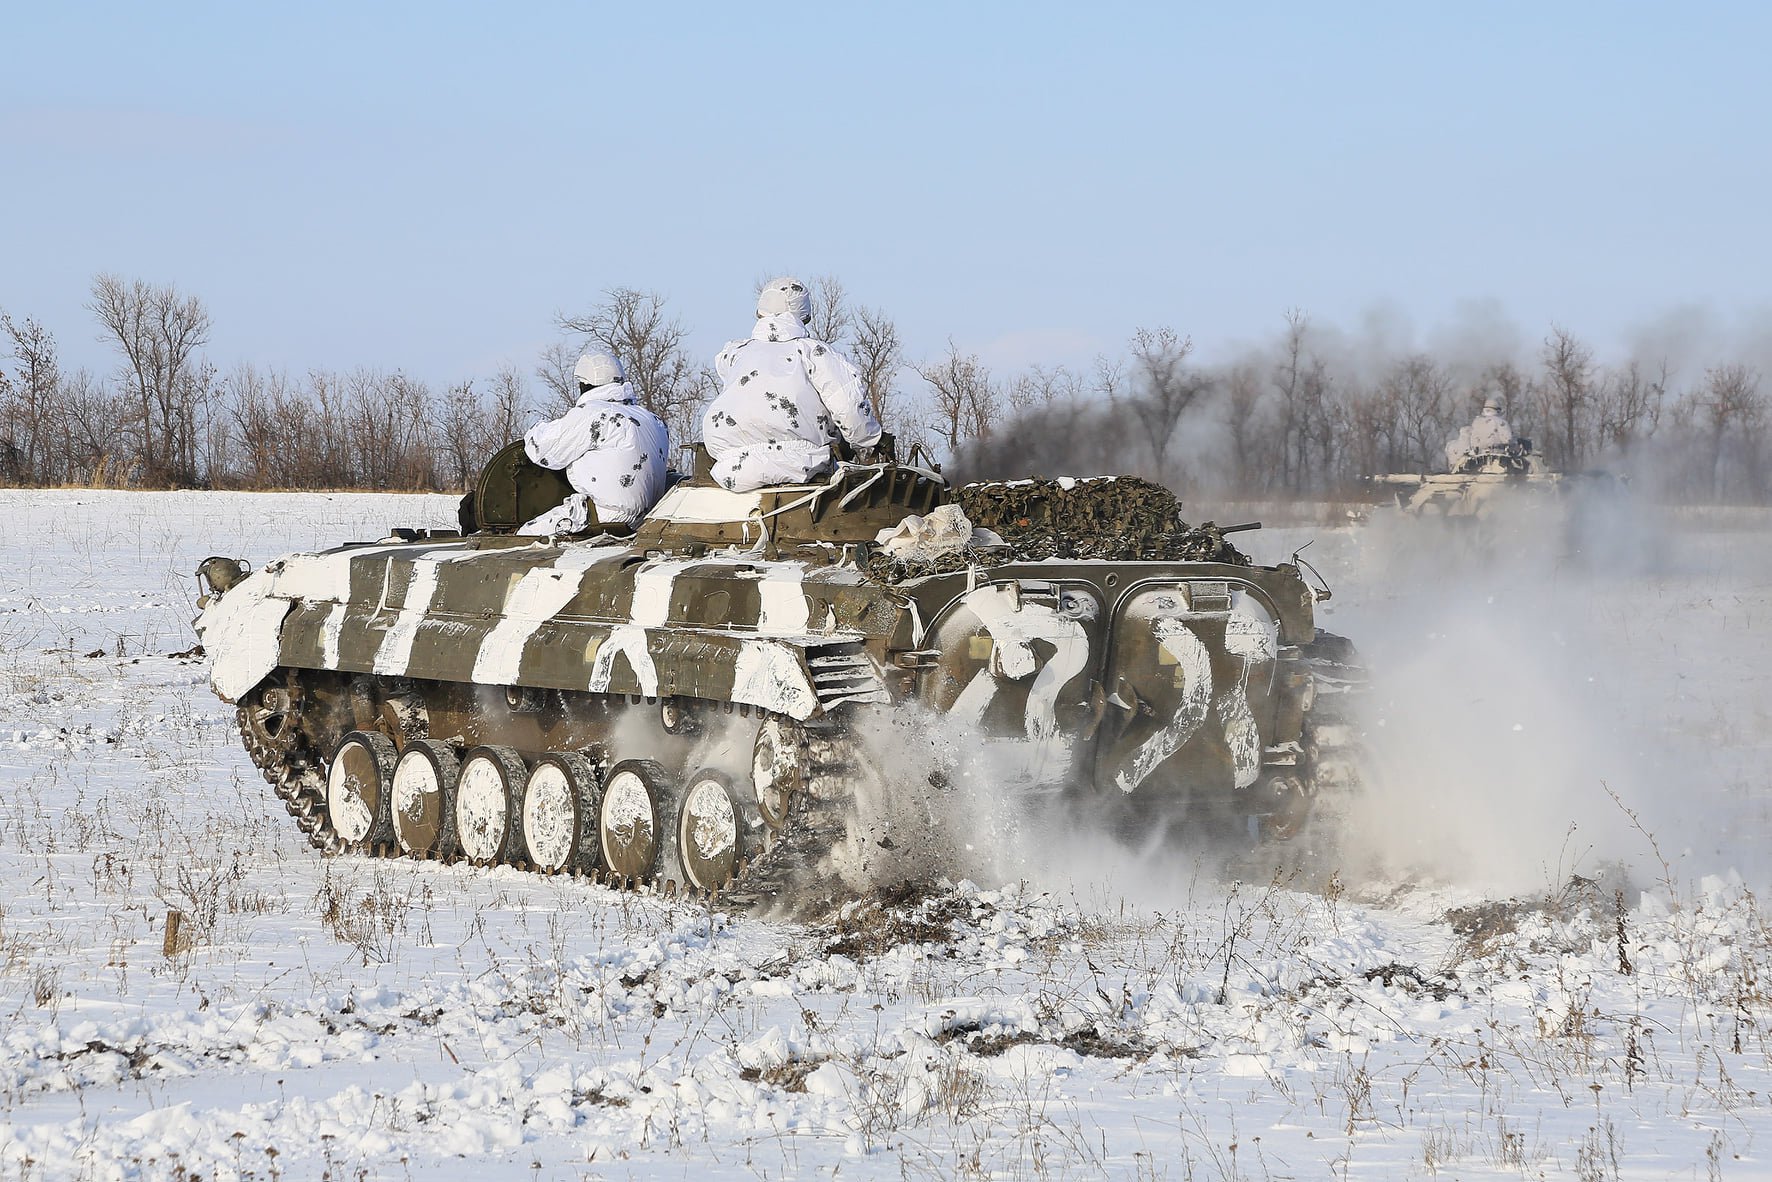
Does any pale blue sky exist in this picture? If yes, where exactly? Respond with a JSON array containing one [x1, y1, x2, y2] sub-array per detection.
[[3, 1, 1768, 385]]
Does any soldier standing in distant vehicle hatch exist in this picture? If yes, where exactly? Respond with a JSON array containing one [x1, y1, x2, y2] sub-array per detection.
[[1467, 395, 1515, 451], [521, 349, 669, 531], [1445, 394, 1517, 470], [701, 277, 883, 492]]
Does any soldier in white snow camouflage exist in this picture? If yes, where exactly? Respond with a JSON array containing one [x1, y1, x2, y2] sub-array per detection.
[[701, 277, 883, 492], [522, 349, 669, 530]]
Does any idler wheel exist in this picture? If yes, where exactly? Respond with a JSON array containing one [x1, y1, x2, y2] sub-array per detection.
[[598, 760, 670, 885], [241, 683, 301, 764], [391, 739, 461, 858], [751, 717, 803, 832], [522, 752, 602, 874], [671, 768, 757, 893], [326, 731, 396, 851], [454, 746, 528, 866]]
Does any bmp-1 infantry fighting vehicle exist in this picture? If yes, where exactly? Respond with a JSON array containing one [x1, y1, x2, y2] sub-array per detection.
[[1370, 438, 1573, 517], [196, 444, 1363, 905]]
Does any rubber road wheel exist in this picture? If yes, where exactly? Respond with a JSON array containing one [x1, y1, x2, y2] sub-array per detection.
[[454, 746, 528, 866], [671, 768, 760, 892], [522, 751, 601, 874], [391, 739, 461, 858], [326, 731, 396, 851], [599, 759, 671, 886]]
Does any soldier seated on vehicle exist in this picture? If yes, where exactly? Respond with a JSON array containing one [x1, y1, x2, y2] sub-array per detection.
[[520, 349, 670, 531], [700, 277, 883, 492]]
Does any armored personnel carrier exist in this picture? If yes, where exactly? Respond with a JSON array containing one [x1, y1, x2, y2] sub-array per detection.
[[196, 445, 1363, 905], [1369, 439, 1570, 516]]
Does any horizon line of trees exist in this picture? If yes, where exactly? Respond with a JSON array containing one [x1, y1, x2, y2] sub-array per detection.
[[1, 275, 1766, 504]]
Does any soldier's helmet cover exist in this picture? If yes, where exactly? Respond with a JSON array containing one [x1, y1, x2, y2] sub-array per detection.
[[1482, 395, 1505, 414], [756, 277, 812, 324], [573, 350, 625, 389]]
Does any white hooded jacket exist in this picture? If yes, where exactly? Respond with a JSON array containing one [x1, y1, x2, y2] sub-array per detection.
[[701, 313, 883, 491], [1467, 407, 1515, 451], [522, 381, 670, 526]]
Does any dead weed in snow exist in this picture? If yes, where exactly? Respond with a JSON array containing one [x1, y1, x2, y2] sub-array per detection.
[[819, 880, 972, 961]]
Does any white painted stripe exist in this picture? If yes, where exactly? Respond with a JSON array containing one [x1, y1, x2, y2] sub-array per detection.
[[648, 485, 765, 524], [756, 570, 811, 635], [370, 550, 482, 675], [629, 558, 701, 627], [321, 601, 347, 667], [732, 640, 818, 720], [588, 624, 658, 696], [472, 566, 585, 685], [270, 552, 355, 603]]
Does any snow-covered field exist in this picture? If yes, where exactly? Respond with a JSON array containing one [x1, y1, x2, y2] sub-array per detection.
[[2, 488, 1770, 1180]]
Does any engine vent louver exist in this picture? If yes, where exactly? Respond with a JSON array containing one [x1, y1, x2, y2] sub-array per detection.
[[806, 643, 891, 709]]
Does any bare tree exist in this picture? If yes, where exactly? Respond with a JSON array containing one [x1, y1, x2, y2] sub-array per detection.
[[559, 288, 703, 441], [535, 341, 581, 414], [437, 380, 484, 491], [1678, 364, 1765, 501], [1484, 360, 1531, 414], [850, 305, 903, 423], [916, 341, 1000, 459], [804, 274, 852, 348], [1221, 361, 1281, 495], [1268, 310, 1339, 494], [88, 274, 214, 485], [1596, 357, 1667, 456], [485, 365, 529, 446], [1538, 326, 1598, 470], [56, 370, 122, 485], [1380, 354, 1456, 472], [1122, 326, 1209, 481], [1006, 364, 1085, 414], [0, 311, 61, 483]]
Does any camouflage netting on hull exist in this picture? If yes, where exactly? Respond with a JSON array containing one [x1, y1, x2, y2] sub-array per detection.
[[958, 477, 1251, 565], [869, 477, 1248, 582]]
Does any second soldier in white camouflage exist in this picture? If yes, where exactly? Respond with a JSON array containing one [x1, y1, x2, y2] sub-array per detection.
[[702, 277, 883, 492]]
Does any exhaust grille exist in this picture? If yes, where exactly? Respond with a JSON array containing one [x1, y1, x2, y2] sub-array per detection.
[[807, 644, 891, 709]]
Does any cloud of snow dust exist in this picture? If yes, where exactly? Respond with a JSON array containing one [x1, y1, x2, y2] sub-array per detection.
[[843, 693, 1351, 913], [841, 484, 1772, 910], [1321, 488, 1772, 897]]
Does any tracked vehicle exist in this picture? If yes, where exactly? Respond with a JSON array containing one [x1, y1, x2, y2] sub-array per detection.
[[196, 445, 1363, 904], [1369, 439, 1578, 516]]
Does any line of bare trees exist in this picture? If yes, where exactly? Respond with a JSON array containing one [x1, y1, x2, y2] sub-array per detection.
[[957, 314, 1768, 504], [2, 276, 1767, 503]]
